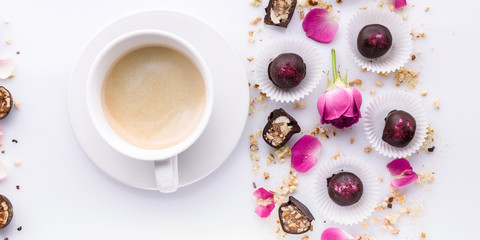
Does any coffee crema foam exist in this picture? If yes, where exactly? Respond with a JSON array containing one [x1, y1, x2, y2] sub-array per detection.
[[102, 46, 206, 150]]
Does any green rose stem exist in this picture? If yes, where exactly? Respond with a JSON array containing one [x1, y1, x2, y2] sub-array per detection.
[[331, 48, 338, 83]]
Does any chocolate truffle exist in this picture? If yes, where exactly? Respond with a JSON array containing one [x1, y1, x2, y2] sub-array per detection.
[[0, 86, 12, 119], [278, 196, 314, 234], [263, 108, 301, 148], [327, 172, 363, 206], [357, 24, 392, 59], [382, 110, 416, 148], [268, 53, 306, 90], [264, 0, 297, 28], [0, 194, 13, 229]]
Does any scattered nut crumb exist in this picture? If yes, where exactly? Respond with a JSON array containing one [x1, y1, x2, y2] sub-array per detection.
[[433, 99, 439, 109], [13, 160, 21, 167], [294, 101, 307, 109], [419, 232, 426, 239], [249, 16, 263, 25], [360, 67, 367, 72], [354, 79, 362, 85], [5, 39, 12, 45], [348, 81, 355, 86], [331, 152, 344, 160], [362, 219, 368, 229], [424, 7, 430, 12], [253, 182, 257, 188], [378, 72, 389, 77], [302, 236, 310, 240], [393, 67, 419, 88], [300, 10, 305, 19], [13, 101, 20, 109], [336, 0, 342, 3], [350, 138, 355, 144], [411, 55, 416, 61], [427, 146, 435, 152], [253, 84, 259, 89], [249, 0, 262, 7], [248, 37, 255, 43], [264, 172, 270, 179], [364, 147, 372, 153], [274, 145, 291, 159], [375, 80, 384, 87], [416, 171, 435, 185], [377, 177, 384, 182], [256, 129, 262, 137], [420, 91, 427, 97], [401, 13, 408, 20], [369, 89, 376, 95]]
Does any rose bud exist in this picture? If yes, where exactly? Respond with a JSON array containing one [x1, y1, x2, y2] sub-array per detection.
[[317, 49, 362, 129]]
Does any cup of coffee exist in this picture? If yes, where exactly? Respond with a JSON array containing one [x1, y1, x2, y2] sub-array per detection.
[[86, 30, 213, 193]]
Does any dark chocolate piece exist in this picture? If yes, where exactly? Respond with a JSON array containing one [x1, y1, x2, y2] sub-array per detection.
[[264, 0, 297, 28], [0, 86, 12, 119], [0, 194, 13, 229], [268, 53, 306, 90], [327, 172, 363, 206], [382, 110, 416, 148], [357, 24, 392, 59], [278, 196, 314, 234], [262, 108, 301, 148]]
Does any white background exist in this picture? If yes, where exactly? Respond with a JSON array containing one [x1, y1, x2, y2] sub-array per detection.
[[0, 0, 479, 239]]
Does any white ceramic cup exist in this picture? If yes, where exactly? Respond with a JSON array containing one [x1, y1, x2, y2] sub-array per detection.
[[86, 30, 213, 193]]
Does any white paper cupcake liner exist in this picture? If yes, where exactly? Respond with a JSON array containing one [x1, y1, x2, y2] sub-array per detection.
[[254, 38, 324, 103], [314, 157, 379, 225], [364, 91, 428, 158], [346, 9, 412, 73]]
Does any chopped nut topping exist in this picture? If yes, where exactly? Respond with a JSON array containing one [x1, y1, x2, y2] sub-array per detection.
[[250, 144, 259, 151], [264, 172, 270, 179], [280, 204, 311, 233], [364, 147, 372, 153], [269, 0, 294, 24], [247, 56, 254, 61], [375, 80, 384, 87], [265, 116, 293, 147], [369, 89, 376, 95], [274, 145, 291, 159], [354, 78, 362, 85], [350, 137, 355, 144], [420, 91, 428, 97], [424, 7, 430, 12], [411, 54, 416, 61], [13, 160, 21, 167]]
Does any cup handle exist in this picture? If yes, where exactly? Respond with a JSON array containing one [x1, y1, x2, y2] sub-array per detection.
[[154, 155, 178, 193]]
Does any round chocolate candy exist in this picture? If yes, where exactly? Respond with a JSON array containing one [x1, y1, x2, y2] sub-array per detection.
[[0, 86, 13, 119], [327, 172, 363, 206], [0, 194, 13, 229], [268, 53, 306, 90], [357, 24, 392, 59], [382, 110, 416, 148]]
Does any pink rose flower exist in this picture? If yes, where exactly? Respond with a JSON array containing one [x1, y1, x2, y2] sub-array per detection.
[[317, 49, 362, 129]]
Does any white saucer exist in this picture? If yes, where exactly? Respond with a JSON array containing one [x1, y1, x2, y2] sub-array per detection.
[[68, 10, 249, 190]]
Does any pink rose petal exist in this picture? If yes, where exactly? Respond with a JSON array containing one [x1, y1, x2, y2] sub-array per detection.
[[321, 227, 356, 240], [393, 0, 407, 9], [387, 158, 418, 187], [322, 88, 350, 120], [291, 135, 322, 173], [302, 8, 339, 43], [253, 187, 275, 218], [0, 126, 4, 137], [255, 203, 275, 218], [253, 187, 274, 200], [0, 58, 14, 79]]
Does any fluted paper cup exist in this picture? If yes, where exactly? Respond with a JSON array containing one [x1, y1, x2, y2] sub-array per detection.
[[346, 8, 412, 73], [314, 157, 379, 225], [364, 91, 428, 158], [254, 38, 324, 103]]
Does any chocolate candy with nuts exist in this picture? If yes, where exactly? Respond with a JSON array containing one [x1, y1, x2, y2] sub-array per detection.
[[0, 194, 13, 229], [262, 108, 301, 148], [278, 196, 314, 234], [0, 86, 12, 119], [264, 0, 297, 28]]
